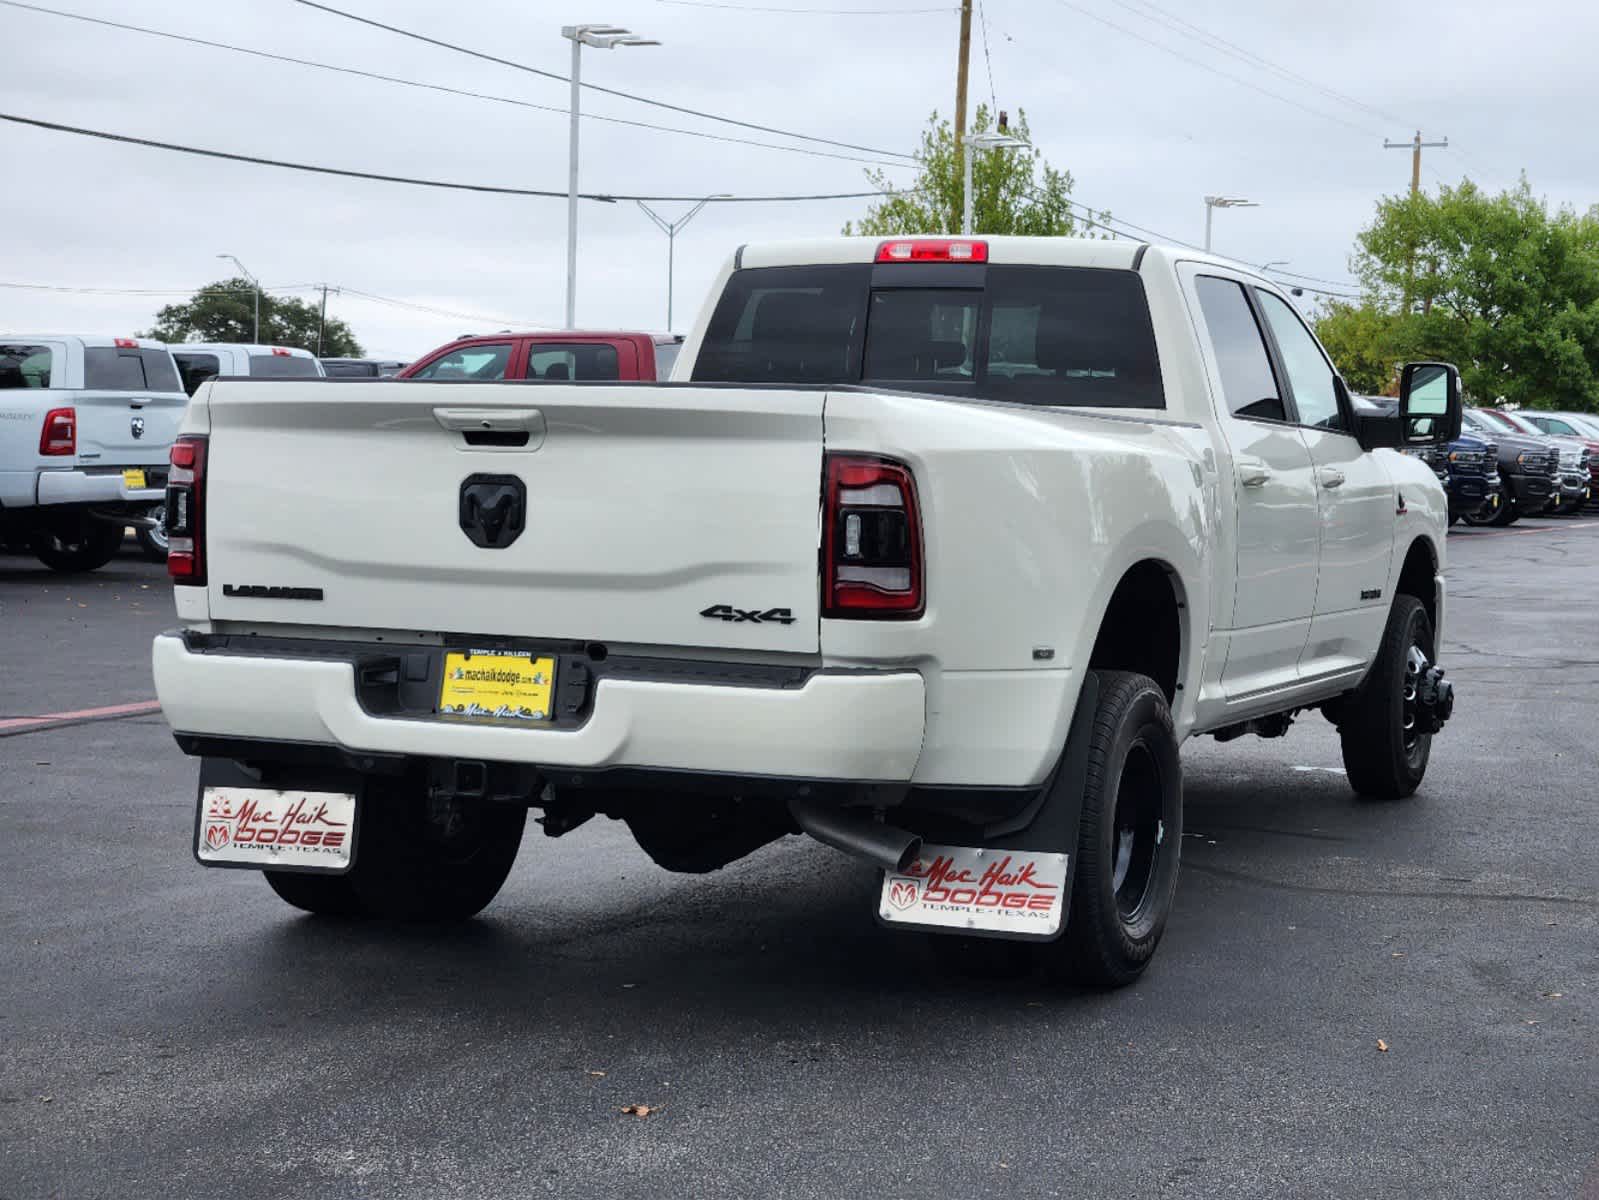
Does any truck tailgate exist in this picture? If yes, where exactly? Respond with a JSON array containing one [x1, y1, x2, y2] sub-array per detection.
[[76, 388, 186, 466], [202, 381, 825, 653]]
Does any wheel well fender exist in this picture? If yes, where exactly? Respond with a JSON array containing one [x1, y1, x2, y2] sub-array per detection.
[[1395, 535, 1439, 632]]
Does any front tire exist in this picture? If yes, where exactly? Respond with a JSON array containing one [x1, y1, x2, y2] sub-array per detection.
[[33, 518, 124, 572], [1338, 595, 1435, 799], [1060, 671, 1183, 988]]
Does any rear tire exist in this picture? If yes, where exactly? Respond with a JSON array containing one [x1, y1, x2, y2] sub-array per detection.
[[348, 782, 526, 921], [264, 870, 362, 917], [1058, 671, 1183, 988], [1338, 595, 1435, 800], [32, 519, 124, 572]]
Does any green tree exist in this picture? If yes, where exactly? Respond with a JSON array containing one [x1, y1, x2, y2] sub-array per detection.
[[1348, 179, 1599, 409], [1314, 300, 1404, 395], [142, 278, 364, 357], [844, 106, 1098, 238]]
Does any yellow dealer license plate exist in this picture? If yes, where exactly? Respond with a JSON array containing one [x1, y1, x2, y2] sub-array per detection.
[[438, 650, 556, 723], [122, 468, 147, 489]]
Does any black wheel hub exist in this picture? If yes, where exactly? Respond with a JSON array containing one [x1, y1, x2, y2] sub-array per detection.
[[1402, 644, 1454, 752]]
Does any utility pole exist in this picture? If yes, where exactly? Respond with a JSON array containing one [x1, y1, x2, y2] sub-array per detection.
[[316, 284, 328, 356], [1384, 131, 1447, 313], [1384, 129, 1448, 195], [953, 0, 972, 233]]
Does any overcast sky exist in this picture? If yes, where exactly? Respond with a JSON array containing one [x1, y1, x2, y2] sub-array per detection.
[[3, 0, 1595, 360]]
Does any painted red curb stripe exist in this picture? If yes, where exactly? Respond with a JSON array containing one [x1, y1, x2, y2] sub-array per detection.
[[0, 699, 162, 733]]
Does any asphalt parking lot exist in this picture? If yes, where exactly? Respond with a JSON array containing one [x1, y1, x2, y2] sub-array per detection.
[[2, 525, 1596, 1200]]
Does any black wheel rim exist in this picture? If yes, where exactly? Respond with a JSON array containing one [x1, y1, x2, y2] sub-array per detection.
[[1111, 741, 1165, 922]]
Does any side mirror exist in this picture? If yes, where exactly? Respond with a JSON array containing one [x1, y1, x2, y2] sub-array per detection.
[[1398, 361, 1462, 445]]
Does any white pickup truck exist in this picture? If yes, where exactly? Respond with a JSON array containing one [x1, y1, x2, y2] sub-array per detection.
[[153, 237, 1460, 986], [1, 335, 185, 570]]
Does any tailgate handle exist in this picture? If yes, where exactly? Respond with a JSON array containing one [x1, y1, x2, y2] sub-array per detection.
[[433, 407, 546, 450]]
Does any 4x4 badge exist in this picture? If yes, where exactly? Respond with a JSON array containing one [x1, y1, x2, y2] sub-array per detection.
[[700, 604, 796, 625]]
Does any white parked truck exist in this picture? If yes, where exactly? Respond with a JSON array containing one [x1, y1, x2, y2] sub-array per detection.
[[153, 237, 1460, 986], [1, 335, 184, 570]]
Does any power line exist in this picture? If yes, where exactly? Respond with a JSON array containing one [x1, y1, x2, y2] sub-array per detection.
[[0, 0, 907, 169], [336, 288, 559, 330], [0, 112, 918, 203], [1047, 0, 1373, 136], [292, 0, 917, 161], [0, 280, 320, 296], [1105, 0, 1403, 130], [656, 0, 955, 10], [977, 0, 998, 112]]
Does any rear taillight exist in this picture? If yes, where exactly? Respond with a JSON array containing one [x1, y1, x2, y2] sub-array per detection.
[[875, 238, 988, 263], [166, 435, 208, 584], [39, 407, 76, 456], [823, 454, 923, 619]]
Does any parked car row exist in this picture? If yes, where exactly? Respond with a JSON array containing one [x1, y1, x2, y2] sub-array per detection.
[[0, 329, 680, 573], [2, 312, 1593, 577]]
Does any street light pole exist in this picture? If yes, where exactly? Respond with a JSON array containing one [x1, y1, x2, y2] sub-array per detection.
[[636, 195, 728, 330], [1202, 195, 1259, 253], [561, 24, 659, 330], [962, 121, 1030, 236], [216, 253, 259, 342]]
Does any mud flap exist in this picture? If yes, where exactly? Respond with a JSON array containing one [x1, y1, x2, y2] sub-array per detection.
[[876, 672, 1100, 942], [193, 756, 363, 875]]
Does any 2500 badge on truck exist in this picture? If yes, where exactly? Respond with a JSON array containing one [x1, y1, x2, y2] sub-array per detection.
[[153, 237, 1459, 987]]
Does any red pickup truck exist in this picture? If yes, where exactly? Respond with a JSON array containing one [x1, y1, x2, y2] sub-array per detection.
[[397, 332, 682, 383]]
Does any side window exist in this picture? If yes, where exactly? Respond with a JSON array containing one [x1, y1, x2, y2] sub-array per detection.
[[526, 344, 620, 381], [0, 344, 52, 389], [1194, 277, 1284, 421], [1539, 417, 1576, 436], [174, 353, 220, 397], [1256, 290, 1344, 431], [410, 343, 513, 381]]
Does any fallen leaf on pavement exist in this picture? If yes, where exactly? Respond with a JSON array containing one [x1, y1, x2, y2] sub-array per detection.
[[1376, 1039, 1389, 1053], [587, 1070, 606, 1077], [620, 1105, 655, 1117], [1542, 992, 1563, 999]]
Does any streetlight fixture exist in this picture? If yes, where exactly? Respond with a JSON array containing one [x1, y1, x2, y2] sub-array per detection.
[[1202, 195, 1257, 253], [962, 118, 1030, 236], [562, 24, 660, 329], [216, 253, 260, 343], [636, 195, 730, 330]]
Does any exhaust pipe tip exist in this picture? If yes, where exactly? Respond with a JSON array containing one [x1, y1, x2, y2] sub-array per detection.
[[789, 799, 922, 874]]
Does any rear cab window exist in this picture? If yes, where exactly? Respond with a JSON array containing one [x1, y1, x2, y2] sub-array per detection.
[[693, 262, 1164, 408], [84, 347, 183, 393], [0, 344, 53, 389], [248, 354, 321, 379]]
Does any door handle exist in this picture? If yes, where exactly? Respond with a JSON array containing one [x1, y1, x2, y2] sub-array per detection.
[[1319, 467, 1346, 489], [1236, 459, 1272, 488]]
